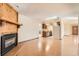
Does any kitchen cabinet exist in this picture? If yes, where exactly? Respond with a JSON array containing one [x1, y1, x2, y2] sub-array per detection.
[[42, 23, 52, 37]]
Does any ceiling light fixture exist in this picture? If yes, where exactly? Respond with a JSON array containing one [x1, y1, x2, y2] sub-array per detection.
[[45, 16, 58, 20]]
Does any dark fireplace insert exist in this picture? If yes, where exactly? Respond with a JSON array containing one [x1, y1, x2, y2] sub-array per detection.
[[0, 33, 18, 56]]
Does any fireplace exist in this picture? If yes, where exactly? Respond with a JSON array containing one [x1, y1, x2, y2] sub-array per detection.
[[0, 33, 18, 56]]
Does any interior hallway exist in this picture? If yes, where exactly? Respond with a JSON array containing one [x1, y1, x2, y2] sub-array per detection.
[[5, 35, 79, 56]]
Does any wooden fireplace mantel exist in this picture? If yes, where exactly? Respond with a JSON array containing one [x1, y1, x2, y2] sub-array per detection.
[[0, 19, 22, 26]]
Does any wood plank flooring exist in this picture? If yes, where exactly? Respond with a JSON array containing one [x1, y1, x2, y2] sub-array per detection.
[[4, 35, 79, 56]]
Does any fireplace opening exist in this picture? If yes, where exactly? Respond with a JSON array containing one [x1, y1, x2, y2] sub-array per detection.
[[0, 33, 18, 56]]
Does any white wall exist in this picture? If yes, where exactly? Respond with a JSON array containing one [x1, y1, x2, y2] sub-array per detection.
[[64, 23, 72, 35], [18, 14, 40, 42]]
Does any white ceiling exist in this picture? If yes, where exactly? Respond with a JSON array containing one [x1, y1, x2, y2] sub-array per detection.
[[9, 3, 79, 21]]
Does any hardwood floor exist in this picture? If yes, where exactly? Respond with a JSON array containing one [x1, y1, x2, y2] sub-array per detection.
[[62, 35, 79, 56], [4, 35, 79, 56]]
